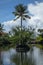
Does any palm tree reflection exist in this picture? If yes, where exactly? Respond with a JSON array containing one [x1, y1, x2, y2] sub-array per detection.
[[12, 52, 35, 65]]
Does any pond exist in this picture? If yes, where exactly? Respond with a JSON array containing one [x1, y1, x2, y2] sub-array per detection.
[[1, 47, 43, 65]]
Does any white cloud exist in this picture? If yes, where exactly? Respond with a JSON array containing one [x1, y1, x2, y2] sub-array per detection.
[[3, 19, 20, 32], [3, 2, 43, 32], [28, 1, 43, 29], [3, 18, 28, 32]]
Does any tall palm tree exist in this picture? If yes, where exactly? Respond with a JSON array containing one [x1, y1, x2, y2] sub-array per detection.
[[12, 4, 31, 44]]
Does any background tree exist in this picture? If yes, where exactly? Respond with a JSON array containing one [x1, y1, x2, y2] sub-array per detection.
[[0, 23, 4, 65], [0, 23, 4, 36], [38, 29, 43, 38], [0, 23, 11, 65]]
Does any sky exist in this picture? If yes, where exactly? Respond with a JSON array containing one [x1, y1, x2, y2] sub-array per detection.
[[0, 0, 43, 32]]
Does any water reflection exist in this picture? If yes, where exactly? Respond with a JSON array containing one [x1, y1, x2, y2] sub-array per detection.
[[13, 52, 35, 65], [1, 47, 43, 65], [1, 48, 16, 65]]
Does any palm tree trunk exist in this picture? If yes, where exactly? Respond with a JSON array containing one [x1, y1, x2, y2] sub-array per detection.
[[20, 52, 23, 65], [21, 17, 22, 32], [21, 17, 22, 44]]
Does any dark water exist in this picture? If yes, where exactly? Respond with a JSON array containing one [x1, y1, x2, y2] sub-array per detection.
[[1, 47, 43, 65]]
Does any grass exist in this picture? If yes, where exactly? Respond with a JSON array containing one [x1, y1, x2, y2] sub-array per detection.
[[28, 43, 43, 49], [35, 44, 43, 49]]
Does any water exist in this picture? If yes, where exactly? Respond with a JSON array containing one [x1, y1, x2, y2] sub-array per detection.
[[1, 47, 43, 65]]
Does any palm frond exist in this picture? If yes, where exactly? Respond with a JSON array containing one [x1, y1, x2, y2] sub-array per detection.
[[12, 12, 20, 16], [22, 17, 26, 21], [23, 11, 28, 15], [15, 4, 27, 13], [13, 4, 31, 21], [14, 16, 20, 21], [24, 15, 31, 19]]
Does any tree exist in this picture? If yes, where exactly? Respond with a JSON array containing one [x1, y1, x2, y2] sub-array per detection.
[[0, 23, 4, 47], [37, 29, 43, 45], [38, 29, 43, 38], [0, 23, 11, 65], [0, 23, 4, 65], [0, 23, 4, 36], [11, 26, 35, 45], [12, 4, 31, 44]]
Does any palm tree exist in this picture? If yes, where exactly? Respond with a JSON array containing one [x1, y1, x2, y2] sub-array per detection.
[[12, 4, 31, 44]]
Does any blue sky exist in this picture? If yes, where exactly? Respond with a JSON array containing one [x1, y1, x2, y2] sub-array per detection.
[[0, 0, 43, 32], [0, 0, 43, 23]]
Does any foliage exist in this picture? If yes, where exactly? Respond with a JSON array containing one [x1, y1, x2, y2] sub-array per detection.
[[0, 23, 11, 50], [13, 4, 31, 21], [36, 29, 43, 41], [11, 26, 35, 45]]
